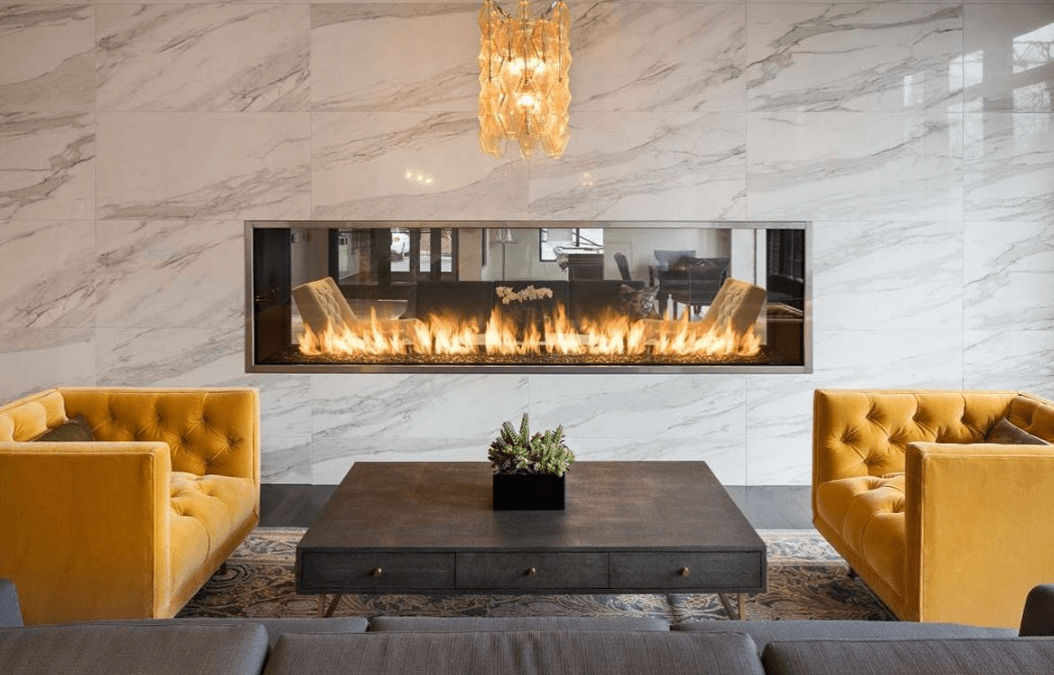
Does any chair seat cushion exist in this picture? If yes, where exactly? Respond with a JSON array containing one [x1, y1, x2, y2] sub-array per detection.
[[815, 474, 906, 593], [169, 473, 256, 591]]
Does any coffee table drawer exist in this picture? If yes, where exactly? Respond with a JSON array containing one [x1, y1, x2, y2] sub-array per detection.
[[457, 552, 607, 590], [298, 552, 455, 592], [609, 551, 763, 590]]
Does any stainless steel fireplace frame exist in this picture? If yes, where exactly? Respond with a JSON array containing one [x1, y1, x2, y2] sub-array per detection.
[[244, 220, 812, 375]]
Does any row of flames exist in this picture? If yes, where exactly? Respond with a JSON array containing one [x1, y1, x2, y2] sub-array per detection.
[[298, 306, 761, 359]]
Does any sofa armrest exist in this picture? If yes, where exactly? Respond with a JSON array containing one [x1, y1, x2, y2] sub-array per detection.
[[1021, 585, 1054, 637], [0, 442, 171, 624], [904, 442, 1054, 627], [0, 578, 23, 627]]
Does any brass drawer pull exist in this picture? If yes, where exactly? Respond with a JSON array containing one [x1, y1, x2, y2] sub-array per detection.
[[525, 567, 537, 577], [370, 567, 384, 578], [678, 567, 690, 577]]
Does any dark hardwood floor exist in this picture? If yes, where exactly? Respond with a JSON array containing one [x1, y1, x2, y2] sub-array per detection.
[[260, 484, 813, 530]]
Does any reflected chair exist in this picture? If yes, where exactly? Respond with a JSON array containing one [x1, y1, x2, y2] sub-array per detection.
[[613, 253, 632, 281], [292, 277, 420, 340]]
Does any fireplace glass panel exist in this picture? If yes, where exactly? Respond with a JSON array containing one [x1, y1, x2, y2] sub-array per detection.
[[247, 222, 810, 373]]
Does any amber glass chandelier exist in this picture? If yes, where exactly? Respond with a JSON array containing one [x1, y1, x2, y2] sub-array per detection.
[[478, 0, 572, 159]]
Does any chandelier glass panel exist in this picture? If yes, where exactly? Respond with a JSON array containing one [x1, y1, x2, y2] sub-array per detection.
[[478, 0, 572, 159]]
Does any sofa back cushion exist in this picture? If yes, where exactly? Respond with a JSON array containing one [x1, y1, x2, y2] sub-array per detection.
[[0, 389, 67, 442], [59, 387, 258, 478], [0, 623, 268, 675], [264, 630, 765, 675], [762, 638, 1054, 675], [1008, 394, 1054, 444], [812, 390, 1021, 483], [369, 616, 670, 632]]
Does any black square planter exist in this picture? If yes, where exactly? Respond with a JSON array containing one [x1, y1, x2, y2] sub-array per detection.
[[492, 473, 566, 510]]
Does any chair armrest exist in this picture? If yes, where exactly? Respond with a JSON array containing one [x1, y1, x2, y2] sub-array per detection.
[[0, 442, 171, 623], [0, 578, 23, 627], [1021, 585, 1054, 636], [904, 442, 1054, 627]]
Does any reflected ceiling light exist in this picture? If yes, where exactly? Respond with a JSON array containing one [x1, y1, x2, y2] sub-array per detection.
[[478, 0, 572, 160]]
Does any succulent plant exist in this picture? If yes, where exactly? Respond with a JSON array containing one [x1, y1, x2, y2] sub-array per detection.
[[488, 413, 575, 477]]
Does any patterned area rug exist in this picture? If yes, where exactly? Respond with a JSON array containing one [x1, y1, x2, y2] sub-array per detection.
[[178, 528, 896, 623]]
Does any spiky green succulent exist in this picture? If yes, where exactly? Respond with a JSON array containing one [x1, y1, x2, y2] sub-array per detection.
[[488, 413, 575, 477]]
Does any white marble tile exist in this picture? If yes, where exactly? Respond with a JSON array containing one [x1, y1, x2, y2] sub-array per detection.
[[528, 112, 746, 220], [310, 373, 529, 441], [0, 112, 94, 220], [96, 4, 309, 113], [745, 329, 965, 485], [311, 3, 477, 112], [0, 327, 95, 402], [527, 373, 746, 440], [312, 112, 528, 219], [747, 3, 963, 113], [746, 111, 963, 221], [95, 220, 243, 330], [567, 438, 745, 486], [96, 112, 311, 220], [965, 221, 1054, 332], [95, 326, 243, 386], [964, 113, 1054, 222], [311, 437, 495, 484], [812, 220, 964, 332], [249, 374, 313, 439], [964, 3, 1054, 113], [0, 5, 94, 112], [0, 220, 95, 330], [572, 2, 745, 112], [262, 436, 312, 483], [965, 330, 1054, 400]]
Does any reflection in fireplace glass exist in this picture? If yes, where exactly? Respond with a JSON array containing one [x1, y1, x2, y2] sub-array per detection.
[[248, 222, 810, 372]]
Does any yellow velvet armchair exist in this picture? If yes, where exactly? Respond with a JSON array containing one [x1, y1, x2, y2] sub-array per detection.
[[0, 387, 260, 625], [812, 389, 1054, 628]]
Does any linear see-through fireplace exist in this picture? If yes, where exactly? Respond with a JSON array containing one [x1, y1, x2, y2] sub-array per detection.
[[246, 221, 811, 373]]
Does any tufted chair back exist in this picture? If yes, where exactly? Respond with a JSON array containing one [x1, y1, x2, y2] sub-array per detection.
[[0, 390, 69, 442], [59, 388, 259, 479], [811, 390, 1041, 486], [695, 277, 766, 336], [292, 276, 357, 337]]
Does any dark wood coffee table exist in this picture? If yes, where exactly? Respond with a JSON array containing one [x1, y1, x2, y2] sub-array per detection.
[[296, 461, 766, 619]]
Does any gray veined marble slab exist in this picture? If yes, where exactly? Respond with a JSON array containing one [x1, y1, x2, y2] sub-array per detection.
[[965, 220, 1054, 333], [95, 220, 243, 330], [570, 2, 745, 113], [95, 326, 244, 387], [96, 112, 311, 220], [96, 4, 310, 113], [311, 112, 528, 220], [964, 3, 1054, 113], [966, 331, 1054, 399], [812, 220, 964, 332], [0, 112, 93, 220], [746, 3, 963, 113], [526, 373, 746, 441], [310, 436, 500, 485], [310, 373, 528, 441], [746, 111, 963, 221], [527, 112, 746, 220], [0, 327, 95, 402], [0, 220, 95, 330], [0, 5, 94, 112], [965, 113, 1054, 222], [568, 437, 746, 487], [311, 3, 478, 113], [262, 436, 313, 484]]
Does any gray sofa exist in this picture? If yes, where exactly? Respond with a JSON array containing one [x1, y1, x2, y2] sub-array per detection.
[[3, 578, 1054, 674]]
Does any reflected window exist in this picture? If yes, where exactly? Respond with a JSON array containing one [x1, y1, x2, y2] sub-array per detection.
[[539, 228, 604, 262]]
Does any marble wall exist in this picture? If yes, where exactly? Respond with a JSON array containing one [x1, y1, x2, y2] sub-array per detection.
[[1, 0, 1052, 486]]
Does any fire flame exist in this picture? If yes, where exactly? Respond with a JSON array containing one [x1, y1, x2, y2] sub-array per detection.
[[298, 305, 761, 360]]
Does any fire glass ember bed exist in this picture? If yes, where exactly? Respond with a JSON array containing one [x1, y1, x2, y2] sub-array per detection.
[[246, 221, 811, 374]]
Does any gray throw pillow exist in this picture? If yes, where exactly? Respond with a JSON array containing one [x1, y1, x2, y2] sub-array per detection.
[[985, 418, 1049, 446], [33, 414, 94, 442]]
